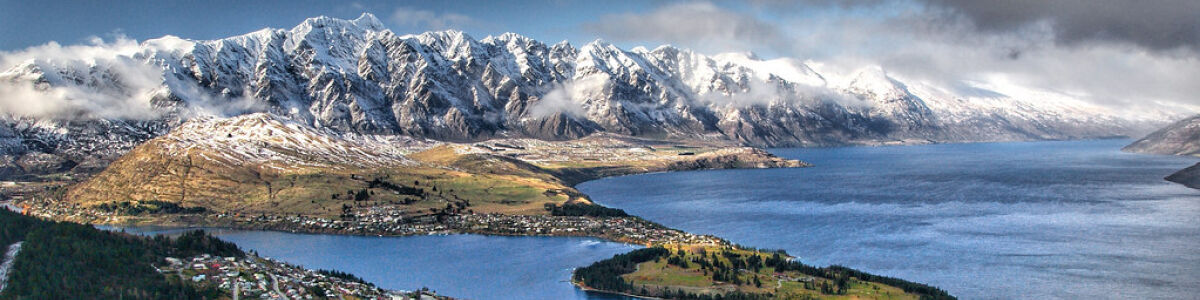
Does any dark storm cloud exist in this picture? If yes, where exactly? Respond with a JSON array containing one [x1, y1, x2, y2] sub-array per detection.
[[921, 0, 1200, 51], [748, 0, 1200, 52]]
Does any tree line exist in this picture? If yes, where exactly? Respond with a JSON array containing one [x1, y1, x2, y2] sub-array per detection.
[[573, 244, 955, 300], [0, 209, 242, 299], [94, 200, 208, 215], [573, 247, 771, 300], [545, 203, 629, 217]]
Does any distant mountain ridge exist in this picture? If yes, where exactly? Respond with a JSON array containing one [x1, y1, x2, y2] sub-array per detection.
[[1123, 115, 1200, 156], [1123, 115, 1200, 189], [0, 13, 1172, 178]]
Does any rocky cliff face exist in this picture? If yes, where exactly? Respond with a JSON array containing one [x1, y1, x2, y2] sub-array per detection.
[[1123, 115, 1200, 156], [0, 13, 1168, 178]]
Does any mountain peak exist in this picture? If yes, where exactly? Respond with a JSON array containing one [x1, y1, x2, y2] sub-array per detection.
[[416, 29, 474, 44], [491, 32, 532, 43], [293, 14, 386, 35], [353, 13, 386, 31], [583, 39, 611, 48], [846, 66, 904, 97], [0, 12, 1163, 171]]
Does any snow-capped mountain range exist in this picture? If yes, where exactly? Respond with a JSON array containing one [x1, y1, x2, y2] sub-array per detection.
[[0, 13, 1178, 177]]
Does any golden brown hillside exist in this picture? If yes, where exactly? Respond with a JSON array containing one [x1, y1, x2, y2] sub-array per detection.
[[64, 113, 805, 222]]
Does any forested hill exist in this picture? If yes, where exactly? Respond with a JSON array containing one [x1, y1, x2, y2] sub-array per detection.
[[0, 209, 242, 299], [573, 246, 955, 300]]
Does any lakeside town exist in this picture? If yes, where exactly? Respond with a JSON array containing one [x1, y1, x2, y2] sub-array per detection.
[[1, 199, 451, 300], [160, 253, 437, 300], [11, 194, 726, 247]]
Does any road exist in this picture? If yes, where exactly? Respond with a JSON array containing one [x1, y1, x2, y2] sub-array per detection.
[[269, 273, 284, 298], [0, 242, 24, 294], [0, 201, 16, 213]]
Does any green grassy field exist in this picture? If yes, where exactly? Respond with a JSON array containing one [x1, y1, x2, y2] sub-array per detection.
[[616, 245, 925, 300]]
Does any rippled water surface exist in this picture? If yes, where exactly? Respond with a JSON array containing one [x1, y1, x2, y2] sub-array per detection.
[[580, 139, 1200, 299], [116, 227, 641, 300]]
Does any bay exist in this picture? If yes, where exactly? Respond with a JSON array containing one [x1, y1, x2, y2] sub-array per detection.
[[114, 227, 642, 300], [579, 139, 1200, 299]]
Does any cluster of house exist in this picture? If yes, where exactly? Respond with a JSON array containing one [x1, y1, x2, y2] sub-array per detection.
[[211, 211, 725, 246], [773, 273, 817, 283], [14, 194, 725, 247], [221, 213, 453, 236], [10, 198, 84, 220], [159, 253, 442, 299], [453, 214, 726, 245]]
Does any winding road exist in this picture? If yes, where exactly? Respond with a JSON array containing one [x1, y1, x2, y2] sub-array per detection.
[[0, 242, 24, 294]]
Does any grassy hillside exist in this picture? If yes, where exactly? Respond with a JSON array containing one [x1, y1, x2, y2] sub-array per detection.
[[66, 145, 576, 219], [574, 245, 954, 300], [59, 115, 804, 223]]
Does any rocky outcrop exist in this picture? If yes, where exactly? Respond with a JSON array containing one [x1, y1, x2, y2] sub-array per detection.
[[1125, 115, 1200, 189], [0, 118, 172, 179], [1166, 163, 1200, 189]]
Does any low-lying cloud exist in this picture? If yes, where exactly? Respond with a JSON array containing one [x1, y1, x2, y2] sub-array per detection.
[[0, 37, 163, 120], [0, 36, 269, 121], [583, 0, 1200, 116], [528, 76, 609, 119], [920, 0, 1200, 52]]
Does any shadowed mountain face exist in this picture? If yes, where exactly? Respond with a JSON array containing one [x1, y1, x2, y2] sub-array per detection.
[[0, 14, 1165, 178], [1123, 115, 1200, 156], [1123, 115, 1200, 189]]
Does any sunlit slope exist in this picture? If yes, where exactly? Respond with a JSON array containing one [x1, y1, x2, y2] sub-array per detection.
[[66, 113, 804, 218]]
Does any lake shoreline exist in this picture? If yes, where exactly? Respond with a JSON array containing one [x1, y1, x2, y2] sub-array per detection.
[[577, 139, 1200, 299], [16, 149, 804, 247], [10, 143, 984, 299]]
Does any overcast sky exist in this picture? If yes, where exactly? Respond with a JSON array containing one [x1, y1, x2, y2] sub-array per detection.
[[2, 0, 1197, 112]]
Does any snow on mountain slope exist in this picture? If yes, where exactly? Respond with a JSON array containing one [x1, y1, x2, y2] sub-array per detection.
[[0, 13, 1182, 178], [156, 113, 416, 170], [712, 52, 826, 87]]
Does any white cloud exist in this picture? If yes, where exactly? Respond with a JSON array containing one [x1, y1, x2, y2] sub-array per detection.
[[0, 36, 163, 120], [584, 1, 1200, 116], [0, 35, 270, 120], [528, 76, 609, 118], [795, 7, 1200, 112]]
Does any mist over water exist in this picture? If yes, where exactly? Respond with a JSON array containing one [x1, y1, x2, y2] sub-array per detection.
[[580, 139, 1200, 299]]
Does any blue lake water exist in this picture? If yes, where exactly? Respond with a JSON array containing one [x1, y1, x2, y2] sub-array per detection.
[[115, 139, 1198, 299], [114, 227, 641, 300], [579, 139, 1200, 299]]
